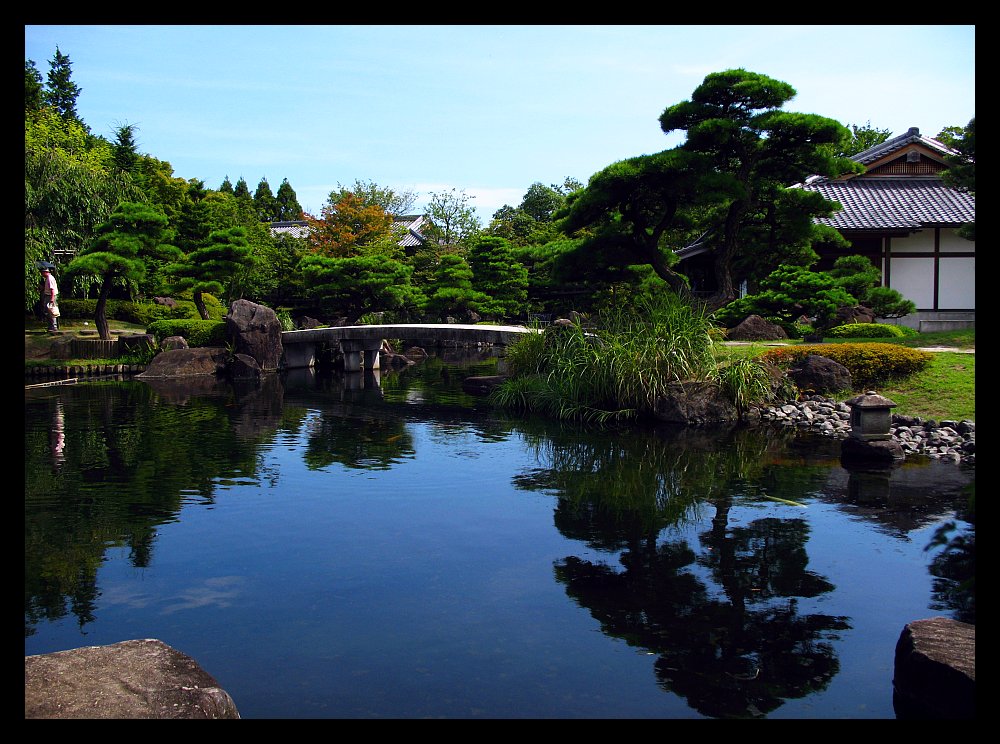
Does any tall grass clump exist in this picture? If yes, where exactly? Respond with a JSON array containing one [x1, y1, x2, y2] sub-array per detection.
[[491, 293, 718, 422], [716, 356, 776, 415]]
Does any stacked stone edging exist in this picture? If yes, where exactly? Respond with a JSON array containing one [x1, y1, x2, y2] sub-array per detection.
[[753, 395, 975, 465], [26, 363, 147, 378]]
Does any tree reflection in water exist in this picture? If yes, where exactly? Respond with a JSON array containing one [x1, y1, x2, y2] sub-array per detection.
[[517, 423, 851, 718]]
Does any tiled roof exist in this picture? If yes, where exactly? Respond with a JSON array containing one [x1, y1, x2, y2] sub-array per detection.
[[270, 220, 310, 239], [851, 126, 955, 166], [267, 216, 428, 246], [803, 178, 975, 230]]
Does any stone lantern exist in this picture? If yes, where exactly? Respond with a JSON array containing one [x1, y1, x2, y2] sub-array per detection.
[[846, 391, 896, 441], [841, 391, 904, 465]]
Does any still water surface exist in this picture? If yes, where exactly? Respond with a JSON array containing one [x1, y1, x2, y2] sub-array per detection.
[[24, 352, 974, 719]]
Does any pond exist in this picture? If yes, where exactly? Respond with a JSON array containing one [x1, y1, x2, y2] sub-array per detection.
[[24, 351, 974, 719]]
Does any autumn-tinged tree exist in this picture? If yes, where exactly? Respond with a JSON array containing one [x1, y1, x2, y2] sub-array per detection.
[[64, 202, 181, 339], [304, 192, 396, 258]]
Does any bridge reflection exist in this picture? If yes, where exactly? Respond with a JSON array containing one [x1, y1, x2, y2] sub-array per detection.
[[281, 323, 535, 371]]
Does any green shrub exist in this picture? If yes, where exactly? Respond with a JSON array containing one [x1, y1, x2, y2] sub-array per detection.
[[761, 342, 932, 390], [716, 357, 775, 413], [276, 309, 295, 332], [51, 296, 225, 324], [828, 322, 909, 339], [146, 319, 227, 347]]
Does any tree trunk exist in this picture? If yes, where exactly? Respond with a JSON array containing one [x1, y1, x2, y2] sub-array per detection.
[[193, 290, 209, 320], [95, 278, 112, 341]]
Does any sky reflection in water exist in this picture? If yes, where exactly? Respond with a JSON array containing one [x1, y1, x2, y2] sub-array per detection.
[[24, 356, 974, 719]]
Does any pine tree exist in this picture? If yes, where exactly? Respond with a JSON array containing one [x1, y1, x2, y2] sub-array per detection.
[[275, 178, 304, 221], [233, 177, 252, 200], [253, 177, 278, 222], [25, 60, 44, 112], [219, 176, 234, 195], [112, 122, 139, 175], [43, 47, 83, 124], [64, 202, 180, 339]]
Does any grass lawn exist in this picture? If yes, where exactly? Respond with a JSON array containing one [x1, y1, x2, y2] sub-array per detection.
[[717, 328, 974, 422]]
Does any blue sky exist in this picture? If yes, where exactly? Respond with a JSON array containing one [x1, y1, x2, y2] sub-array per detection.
[[25, 25, 975, 224]]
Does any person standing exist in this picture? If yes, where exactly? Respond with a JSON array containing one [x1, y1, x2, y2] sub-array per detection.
[[39, 263, 59, 331]]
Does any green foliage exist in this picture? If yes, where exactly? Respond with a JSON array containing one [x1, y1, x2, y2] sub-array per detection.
[[274, 178, 304, 221], [146, 319, 226, 347], [276, 309, 295, 332], [64, 201, 182, 339], [423, 253, 492, 319], [826, 255, 881, 301], [827, 322, 914, 339], [299, 253, 420, 324], [492, 293, 718, 421], [864, 286, 917, 319], [760, 343, 932, 390], [25, 108, 143, 309], [717, 356, 776, 413], [42, 47, 83, 123], [164, 225, 253, 317], [715, 263, 857, 330], [656, 68, 864, 305], [466, 236, 530, 319], [422, 188, 482, 247], [836, 121, 892, 158], [253, 177, 278, 222], [56, 295, 224, 324]]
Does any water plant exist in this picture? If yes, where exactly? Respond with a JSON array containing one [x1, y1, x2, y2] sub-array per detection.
[[491, 293, 719, 421]]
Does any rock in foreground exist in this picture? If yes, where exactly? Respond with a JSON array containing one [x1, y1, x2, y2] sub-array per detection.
[[25, 639, 239, 719]]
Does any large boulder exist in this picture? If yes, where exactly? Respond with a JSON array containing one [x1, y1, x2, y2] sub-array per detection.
[[893, 617, 975, 719], [653, 381, 739, 424], [161, 335, 189, 351], [462, 375, 507, 396], [226, 352, 262, 381], [789, 353, 852, 394], [833, 305, 876, 326], [726, 314, 788, 341], [136, 347, 228, 378], [226, 299, 283, 372], [25, 639, 240, 719]]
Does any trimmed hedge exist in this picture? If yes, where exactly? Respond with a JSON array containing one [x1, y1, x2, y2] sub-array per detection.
[[56, 294, 226, 325], [146, 319, 227, 348], [760, 342, 933, 390], [827, 322, 916, 339]]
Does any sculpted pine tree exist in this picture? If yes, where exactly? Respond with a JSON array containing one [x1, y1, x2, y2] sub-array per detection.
[[165, 226, 253, 319], [558, 69, 860, 309], [64, 202, 181, 339], [658, 69, 861, 308]]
